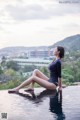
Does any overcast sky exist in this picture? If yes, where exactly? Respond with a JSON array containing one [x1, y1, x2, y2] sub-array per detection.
[[0, 0, 80, 48]]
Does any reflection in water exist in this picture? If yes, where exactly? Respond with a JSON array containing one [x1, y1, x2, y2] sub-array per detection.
[[1, 86, 80, 120], [16, 89, 65, 119], [49, 90, 65, 120]]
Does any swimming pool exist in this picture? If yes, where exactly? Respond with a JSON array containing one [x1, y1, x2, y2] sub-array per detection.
[[0, 86, 80, 120]]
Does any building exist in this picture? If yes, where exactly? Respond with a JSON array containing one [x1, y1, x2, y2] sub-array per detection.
[[27, 48, 54, 58], [10, 58, 52, 67]]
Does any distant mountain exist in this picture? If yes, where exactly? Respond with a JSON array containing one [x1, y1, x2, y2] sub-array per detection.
[[50, 34, 80, 52], [0, 46, 48, 52], [0, 46, 49, 57], [0, 34, 80, 57]]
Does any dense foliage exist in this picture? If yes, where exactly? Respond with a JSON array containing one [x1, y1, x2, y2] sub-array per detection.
[[0, 50, 80, 89]]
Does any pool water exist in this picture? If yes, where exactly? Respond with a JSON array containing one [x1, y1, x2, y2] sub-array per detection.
[[0, 86, 80, 120]]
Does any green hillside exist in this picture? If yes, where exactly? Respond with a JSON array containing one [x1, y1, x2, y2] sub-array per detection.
[[50, 34, 80, 52]]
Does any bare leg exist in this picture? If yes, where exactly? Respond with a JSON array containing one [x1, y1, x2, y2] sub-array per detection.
[[33, 69, 49, 80], [25, 69, 49, 91], [8, 76, 56, 93], [8, 76, 33, 93]]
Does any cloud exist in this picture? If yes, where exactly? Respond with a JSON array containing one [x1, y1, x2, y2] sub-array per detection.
[[58, 0, 80, 3], [0, 26, 3, 30], [0, 0, 80, 49], [65, 23, 80, 28], [6, 4, 50, 20], [5, 2, 80, 21]]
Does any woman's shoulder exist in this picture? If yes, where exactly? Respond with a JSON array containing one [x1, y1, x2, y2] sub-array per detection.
[[56, 59, 62, 66], [51, 58, 61, 65], [56, 59, 61, 63]]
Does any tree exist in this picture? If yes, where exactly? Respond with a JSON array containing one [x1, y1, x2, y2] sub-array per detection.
[[22, 65, 37, 72], [0, 66, 3, 74], [4, 69, 16, 76], [1, 56, 6, 69], [6, 61, 20, 71], [40, 66, 49, 77]]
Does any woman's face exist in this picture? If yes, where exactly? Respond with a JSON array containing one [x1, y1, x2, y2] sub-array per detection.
[[53, 47, 59, 56]]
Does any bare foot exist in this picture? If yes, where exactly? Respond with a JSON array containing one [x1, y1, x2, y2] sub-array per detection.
[[8, 88, 19, 93], [24, 87, 34, 92]]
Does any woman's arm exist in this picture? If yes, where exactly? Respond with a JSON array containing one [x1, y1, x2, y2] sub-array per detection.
[[58, 78, 62, 87], [58, 78, 62, 91], [57, 61, 62, 91]]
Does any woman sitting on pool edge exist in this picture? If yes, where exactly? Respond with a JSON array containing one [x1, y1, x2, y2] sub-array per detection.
[[8, 46, 65, 93]]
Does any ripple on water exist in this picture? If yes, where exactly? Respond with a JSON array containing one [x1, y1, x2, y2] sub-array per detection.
[[0, 86, 80, 120]]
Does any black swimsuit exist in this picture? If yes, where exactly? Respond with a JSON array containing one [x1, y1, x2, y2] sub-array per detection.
[[48, 59, 62, 86]]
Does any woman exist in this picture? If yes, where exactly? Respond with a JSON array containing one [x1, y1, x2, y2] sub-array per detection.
[[8, 46, 65, 93]]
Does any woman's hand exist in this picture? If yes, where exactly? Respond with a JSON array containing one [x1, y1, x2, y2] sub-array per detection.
[[58, 87, 62, 92], [58, 78, 62, 92]]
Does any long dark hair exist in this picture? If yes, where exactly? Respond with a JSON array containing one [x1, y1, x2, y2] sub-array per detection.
[[57, 46, 65, 58]]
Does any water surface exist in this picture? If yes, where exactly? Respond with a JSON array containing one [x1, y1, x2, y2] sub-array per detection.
[[0, 86, 80, 120]]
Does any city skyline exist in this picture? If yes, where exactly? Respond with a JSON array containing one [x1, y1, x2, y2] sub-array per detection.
[[0, 0, 80, 49]]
